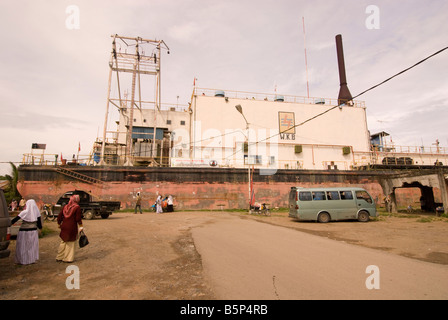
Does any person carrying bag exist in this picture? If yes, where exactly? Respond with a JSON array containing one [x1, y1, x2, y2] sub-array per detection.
[[56, 195, 83, 263], [79, 229, 89, 248]]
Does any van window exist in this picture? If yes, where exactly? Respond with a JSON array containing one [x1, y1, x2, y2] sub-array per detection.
[[340, 191, 353, 200], [299, 191, 312, 201], [326, 191, 340, 200], [356, 190, 373, 203], [312, 191, 326, 201]]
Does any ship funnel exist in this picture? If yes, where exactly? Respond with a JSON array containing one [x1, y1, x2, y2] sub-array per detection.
[[335, 34, 353, 105]]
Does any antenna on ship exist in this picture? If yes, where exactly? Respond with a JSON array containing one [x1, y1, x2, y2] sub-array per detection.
[[302, 17, 310, 98]]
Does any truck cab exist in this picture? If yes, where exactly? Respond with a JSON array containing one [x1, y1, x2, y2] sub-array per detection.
[[55, 190, 121, 220]]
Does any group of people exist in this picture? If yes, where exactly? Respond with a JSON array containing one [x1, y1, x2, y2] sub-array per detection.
[[155, 195, 175, 213], [10, 195, 84, 265], [12, 192, 175, 266], [134, 192, 174, 214]]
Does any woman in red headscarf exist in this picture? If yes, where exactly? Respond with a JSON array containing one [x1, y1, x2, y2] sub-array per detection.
[[56, 194, 83, 263]]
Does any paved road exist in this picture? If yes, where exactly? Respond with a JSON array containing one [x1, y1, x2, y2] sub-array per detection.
[[192, 214, 448, 300]]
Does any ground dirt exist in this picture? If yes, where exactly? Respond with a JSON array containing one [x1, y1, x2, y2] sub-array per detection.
[[0, 209, 447, 300]]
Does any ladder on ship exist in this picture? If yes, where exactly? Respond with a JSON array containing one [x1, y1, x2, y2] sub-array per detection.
[[56, 167, 104, 185]]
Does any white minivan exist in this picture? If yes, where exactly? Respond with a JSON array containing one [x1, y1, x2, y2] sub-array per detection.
[[289, 187, 377, 223]]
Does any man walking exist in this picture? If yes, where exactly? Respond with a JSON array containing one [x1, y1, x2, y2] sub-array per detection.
[[135, 192, 142, 214]]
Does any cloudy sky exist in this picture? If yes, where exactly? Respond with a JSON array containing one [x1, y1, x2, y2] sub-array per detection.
[[1, 0, 447, 175]]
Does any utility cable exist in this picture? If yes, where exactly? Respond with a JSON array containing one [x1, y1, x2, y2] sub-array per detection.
[[247, 45, 448, 148], [351, 45, 448, 100]]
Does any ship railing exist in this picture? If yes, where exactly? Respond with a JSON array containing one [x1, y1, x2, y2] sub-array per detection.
[[354, 149, 448, 167], [21, 153, 104, 167], [109, 98, 188, 112], [371, 145, 448, 154], [171, 158, 350, 171], [194, 87, 365, 108], [322, 161, 349, 170], [275, 160, 350, 170], [276, 160, 304, 170], [21, 149, 447, 170], [21, 153, 59, 166]]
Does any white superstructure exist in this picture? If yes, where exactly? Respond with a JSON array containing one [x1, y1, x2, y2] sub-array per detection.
[[112, 87, 373, 170]]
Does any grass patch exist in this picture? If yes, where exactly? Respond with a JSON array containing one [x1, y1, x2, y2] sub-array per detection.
[[416, 217, 433, 223], [376, 206, 448, 223], [39, 225, 55, 238]]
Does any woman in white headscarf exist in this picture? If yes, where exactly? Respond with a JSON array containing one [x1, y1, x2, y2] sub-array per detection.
[[156, 195, 163, 213], [10, 199, 42, 265]]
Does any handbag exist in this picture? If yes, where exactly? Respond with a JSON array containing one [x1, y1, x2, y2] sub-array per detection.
[[79, 230, 89, 248]]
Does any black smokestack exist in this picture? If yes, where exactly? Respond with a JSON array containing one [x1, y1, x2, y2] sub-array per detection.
[[335, 34, 353, 105]]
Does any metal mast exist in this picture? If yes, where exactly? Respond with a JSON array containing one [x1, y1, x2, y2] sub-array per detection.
[[99, 35, 169, 166], [302, 17, 310, 98]]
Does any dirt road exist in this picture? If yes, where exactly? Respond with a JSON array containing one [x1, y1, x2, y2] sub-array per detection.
[[0, 211, 217, 300], [193, 215, 448, 299], [0, 210, 447, 300]]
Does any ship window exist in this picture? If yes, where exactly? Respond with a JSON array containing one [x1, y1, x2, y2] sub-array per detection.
[[248, 155, 262, 165], [167, 120, 172, 125], [180, 121, 186, 125], [252, 155, 262, 164]]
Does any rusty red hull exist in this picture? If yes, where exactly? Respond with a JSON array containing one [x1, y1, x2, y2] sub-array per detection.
[[17, 165, 388, 210]]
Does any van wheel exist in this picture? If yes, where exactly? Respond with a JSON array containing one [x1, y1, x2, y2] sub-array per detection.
[[358, 211, 369, 222], [318, 212, 330, 223]]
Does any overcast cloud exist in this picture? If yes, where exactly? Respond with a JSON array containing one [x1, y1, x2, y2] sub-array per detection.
[[1, 0, 447, 175]]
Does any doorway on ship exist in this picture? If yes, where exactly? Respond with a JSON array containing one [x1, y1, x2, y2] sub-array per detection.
[[392, 182, 441, 213]]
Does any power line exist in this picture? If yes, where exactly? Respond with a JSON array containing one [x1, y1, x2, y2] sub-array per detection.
[[352, 45, 448, 100], [249, 45, 448, 148]]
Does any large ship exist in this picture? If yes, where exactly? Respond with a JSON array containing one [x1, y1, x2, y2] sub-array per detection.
[[17, 35, 448, 213]]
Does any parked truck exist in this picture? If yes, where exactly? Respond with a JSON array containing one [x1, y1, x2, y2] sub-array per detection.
[[55, 190, 121, 220]]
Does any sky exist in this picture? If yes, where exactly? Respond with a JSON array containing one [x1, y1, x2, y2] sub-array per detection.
[[1, 0, 447, 176]]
